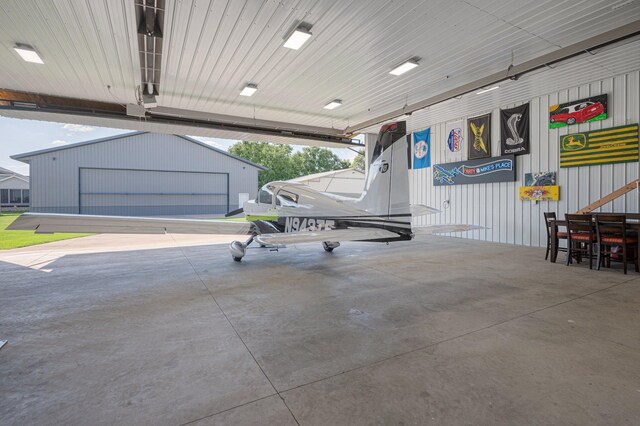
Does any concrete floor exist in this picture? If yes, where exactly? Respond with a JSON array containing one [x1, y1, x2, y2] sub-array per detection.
[[1, 233, 639, 425]]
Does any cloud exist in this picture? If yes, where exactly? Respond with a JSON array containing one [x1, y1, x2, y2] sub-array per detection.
[[190, 136, 227, 150], [51, 140, 69, 146], [62, 123, 94, 132]]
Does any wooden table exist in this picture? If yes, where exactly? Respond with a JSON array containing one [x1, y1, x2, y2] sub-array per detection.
[[549, 217, 640, 264]]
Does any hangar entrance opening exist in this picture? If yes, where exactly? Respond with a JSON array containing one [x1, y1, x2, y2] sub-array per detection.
[[79, 168, 229, 216]]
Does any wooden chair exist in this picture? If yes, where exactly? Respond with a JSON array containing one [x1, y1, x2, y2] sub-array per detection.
[[565, 214, 596, 269], [594, 214, 639, 274], [543, 212, 567, 261]]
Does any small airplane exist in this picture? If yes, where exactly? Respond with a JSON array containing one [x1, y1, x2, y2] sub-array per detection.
[[7, 121, 476, 262]]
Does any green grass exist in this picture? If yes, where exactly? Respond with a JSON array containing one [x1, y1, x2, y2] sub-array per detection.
[[0, 212, 91, 250]]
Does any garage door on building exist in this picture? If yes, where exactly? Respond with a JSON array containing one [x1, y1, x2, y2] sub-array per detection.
[[79, 168, 229, 216]]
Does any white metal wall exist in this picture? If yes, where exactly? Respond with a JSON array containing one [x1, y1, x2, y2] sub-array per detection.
[[410, 70, 640, 248]]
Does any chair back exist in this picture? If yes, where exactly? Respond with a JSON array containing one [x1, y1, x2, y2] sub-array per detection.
[[565, 213, 594, 239], [594, 214, 627, 242], [543, 212, 556, 238]]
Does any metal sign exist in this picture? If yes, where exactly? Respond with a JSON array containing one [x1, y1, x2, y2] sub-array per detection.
[[433, 155, 516, 186], [560, 124, 638, 168]]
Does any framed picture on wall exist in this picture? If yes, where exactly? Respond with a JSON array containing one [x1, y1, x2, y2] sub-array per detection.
[[549, 94, 607, 129], [467, 113, 491, 160]]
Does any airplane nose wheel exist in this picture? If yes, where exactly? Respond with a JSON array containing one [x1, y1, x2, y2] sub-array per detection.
[[229, 236, 254, 261], [322, 241, 340, 252]]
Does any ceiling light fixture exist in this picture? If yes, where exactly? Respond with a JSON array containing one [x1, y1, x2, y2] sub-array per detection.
[[240, 84, 258, 97], [13, 44, 44, 64], [476, 86, 500, 95], [389, 59, 419, 76], [324, 99, 342, 110], [283, 25, 312, 50]]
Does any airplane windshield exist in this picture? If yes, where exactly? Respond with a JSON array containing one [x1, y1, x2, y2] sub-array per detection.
[[258, 187, 273, 204]]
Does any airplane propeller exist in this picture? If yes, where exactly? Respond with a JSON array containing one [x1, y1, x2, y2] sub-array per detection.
[[225, 207, 244, 217]]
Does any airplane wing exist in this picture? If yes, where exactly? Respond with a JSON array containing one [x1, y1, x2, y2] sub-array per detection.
[[6, 213, 252, 235], [415, 224, 485, 234], [255, 227, 399, 245]]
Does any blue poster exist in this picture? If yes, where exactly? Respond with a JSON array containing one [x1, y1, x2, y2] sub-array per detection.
[[413, 128, 431, 169]]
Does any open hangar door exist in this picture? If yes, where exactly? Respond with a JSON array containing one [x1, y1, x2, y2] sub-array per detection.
[[79, 168, 229, 216]]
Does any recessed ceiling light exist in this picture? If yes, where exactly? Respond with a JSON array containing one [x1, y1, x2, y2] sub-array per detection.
[[324, 99, 342, 110], [476, 86, 500, 95], [14, 44, 44, 64], [390, 59, 419, 76], [240, 84, 258, 97], [284, 26, 312, 50]]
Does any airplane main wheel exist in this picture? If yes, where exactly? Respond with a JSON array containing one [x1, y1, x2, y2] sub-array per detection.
[[233, 256, 243, 262], [322, 241, 340, 252]]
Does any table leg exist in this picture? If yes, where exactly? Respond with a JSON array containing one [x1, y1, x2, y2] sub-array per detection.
[[550, 225, 558, 263]]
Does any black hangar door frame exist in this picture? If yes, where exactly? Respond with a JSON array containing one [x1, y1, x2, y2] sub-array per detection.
[[78, 167, 229, 216]]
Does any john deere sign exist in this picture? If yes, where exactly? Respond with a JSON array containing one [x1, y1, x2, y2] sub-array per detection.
[[560, 124, 638, 168]]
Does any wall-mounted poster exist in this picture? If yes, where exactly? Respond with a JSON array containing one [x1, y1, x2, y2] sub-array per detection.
[[549, 94, 607, 129], [468, 113, 491, 160], [433, 155, 515, 186], [519, 186, 560, 201], [500, 103, 530, 156], [445, 120, 465, 162], [413, 128, 431, 169], [560, 124, 638, 168], [525, 172, 556, 186]]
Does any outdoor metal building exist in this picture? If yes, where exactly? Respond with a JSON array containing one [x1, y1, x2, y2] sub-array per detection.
[[0, 166, 29, 209], [11, 132, 266, 216]]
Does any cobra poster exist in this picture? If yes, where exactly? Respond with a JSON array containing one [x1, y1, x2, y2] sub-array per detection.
[[549, 94, 607, 129], [560, 124, 638, 168], [500, 103, 530, 156], [468, 113, 491, 160], [433, 155, 515, 186], [444, 120, 465, 162], [412, 128, 431, 169]]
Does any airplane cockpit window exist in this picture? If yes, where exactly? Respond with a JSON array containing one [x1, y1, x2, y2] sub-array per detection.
[[276, 189, 298, 207], [258, 187, 273, 204]]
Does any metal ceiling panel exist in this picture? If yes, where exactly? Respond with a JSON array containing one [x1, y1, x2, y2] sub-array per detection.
[[361, 37, 640, 135], [0, 0, 639, 136]]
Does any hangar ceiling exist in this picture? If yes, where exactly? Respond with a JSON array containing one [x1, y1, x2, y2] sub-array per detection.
[[0, 0, 639, 145]]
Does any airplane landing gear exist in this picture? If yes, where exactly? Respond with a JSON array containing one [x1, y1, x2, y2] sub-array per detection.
[[322, 241, 340, 252], [229, 236, 254, 261]]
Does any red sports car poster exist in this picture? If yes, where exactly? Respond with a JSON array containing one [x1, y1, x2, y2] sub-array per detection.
[[549, 94, 607, 129]]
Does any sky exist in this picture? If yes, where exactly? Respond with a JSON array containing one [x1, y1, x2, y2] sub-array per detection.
[[0, 116, 360, 176]]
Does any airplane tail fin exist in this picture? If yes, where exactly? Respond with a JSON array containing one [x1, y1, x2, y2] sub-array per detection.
[[352, 122, 411, 221]]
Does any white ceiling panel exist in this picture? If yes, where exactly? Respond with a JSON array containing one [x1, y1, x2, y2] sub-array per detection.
[[0, 0, 639, 139], [362, 37, 640, 134]]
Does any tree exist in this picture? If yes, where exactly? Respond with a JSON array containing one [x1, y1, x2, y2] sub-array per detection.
[[291, 146, 350, 176], [351, 149, 365, 171], [228, 141, 351, 189], [229, 142, 299, 188]]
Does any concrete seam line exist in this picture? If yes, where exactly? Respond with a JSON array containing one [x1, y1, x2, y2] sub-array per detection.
[[168, 235, 301, 426], [279, 278, 634, 395]]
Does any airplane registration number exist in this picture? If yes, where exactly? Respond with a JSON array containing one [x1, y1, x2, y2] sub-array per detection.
[[284, 217, 334, 233]]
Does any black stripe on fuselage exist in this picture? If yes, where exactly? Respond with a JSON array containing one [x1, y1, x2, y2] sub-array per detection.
[[277, 215, 412, 226]]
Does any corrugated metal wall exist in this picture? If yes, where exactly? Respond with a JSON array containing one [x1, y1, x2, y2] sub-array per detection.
[[26, 133, 260, 215], [79, 168, 229, 216], [411, 70, 640, 247]]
